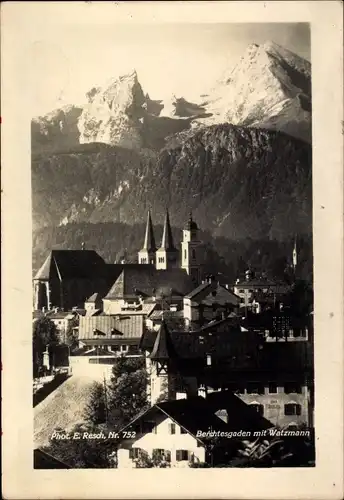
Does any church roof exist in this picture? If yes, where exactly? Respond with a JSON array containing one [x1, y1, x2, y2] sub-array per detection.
[[104, 267, 194, 300], [33, 250, 105, 280], [140, 210, 156, 253], [150, 320, 178, 360], [158, 210, 176, 251]]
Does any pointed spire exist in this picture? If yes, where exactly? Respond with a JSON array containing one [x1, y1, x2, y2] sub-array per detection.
[[160, 210, 175, 250], [150, 320, 177, 361], [292, 235, 297, 269], [142, 210, 156, 252]]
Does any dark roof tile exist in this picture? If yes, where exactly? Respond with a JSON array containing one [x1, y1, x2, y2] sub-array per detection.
[[105, 267, 193, 300]]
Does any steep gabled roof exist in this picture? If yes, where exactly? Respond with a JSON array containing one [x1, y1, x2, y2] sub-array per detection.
[[119, 396, 232, 443], [185, 282, 211, 300], [205, 391, 272, 430], [119, 395, 271, 445], [186, 282, 240, 305], [140, 210, 156, 252], [34, 250, 105, 280], [34, 253, 53, 280], [104, 267, 193, 300], [85, 293, 100, 303], [150, 320, 178, 360]]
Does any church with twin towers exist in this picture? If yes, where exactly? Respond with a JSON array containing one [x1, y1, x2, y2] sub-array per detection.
[[138, 210, 203, 286]]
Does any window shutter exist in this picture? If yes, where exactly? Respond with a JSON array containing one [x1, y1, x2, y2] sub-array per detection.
[[129, 448, 134, 459], [296, 404, 302, 416], [169, 423, 176, 434], [176, 450, 181, 461]]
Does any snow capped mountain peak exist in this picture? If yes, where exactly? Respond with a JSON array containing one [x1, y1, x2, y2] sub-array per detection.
[[32, 41, 311, 151], [78, 69, 146, 149], [196, 40, 311, 142]]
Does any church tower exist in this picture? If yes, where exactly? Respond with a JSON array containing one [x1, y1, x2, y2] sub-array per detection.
[[138, 210, 157, 265], [181, 213, 202, 286], [148, 320, 178, 404], [292, 236, 298, 272], [156, 210, 178, 270]]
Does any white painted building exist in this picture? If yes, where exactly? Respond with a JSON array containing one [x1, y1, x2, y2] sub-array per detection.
[[117, 397, 235, 468]]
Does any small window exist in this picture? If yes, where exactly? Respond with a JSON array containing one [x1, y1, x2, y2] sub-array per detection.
[[192, 249, 196, 259], [180, 427, 187, 434], [184, 250, 187, 260], [129, 447, 140, 459], [169, 423, 176, 435], [176, 450, 189, 461], [284, 383, 302, 394], [284, 403, 302, 416], [268, 383, 277, 394]]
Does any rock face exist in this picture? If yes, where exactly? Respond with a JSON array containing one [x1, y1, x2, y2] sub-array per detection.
[[31, 105, 83, 153], [160, 95, 209, 119], [78, 70, 146, 149], [196, 41, 311, 143], [31, 41, 312, 254], [31, 41, 311, 152], [32, 124, 312, 240]]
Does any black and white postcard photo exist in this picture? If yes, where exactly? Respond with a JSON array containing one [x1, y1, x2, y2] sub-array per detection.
[[2, 2, 343, 499]]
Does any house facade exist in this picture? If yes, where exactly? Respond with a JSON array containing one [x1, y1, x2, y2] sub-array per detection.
[[183, 278, 240, 327], [70, 315, 145, 378], [117, 412, 206, 468], [117, 396, 272, 468], [140, 319, 313, 427]]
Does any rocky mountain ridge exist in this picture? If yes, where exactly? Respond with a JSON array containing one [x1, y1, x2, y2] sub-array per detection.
[[32, 41, 311, 152], [32, 124, 311, 240], [31, 40, 312, 258]]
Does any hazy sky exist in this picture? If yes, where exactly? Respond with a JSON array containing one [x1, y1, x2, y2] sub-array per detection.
[[30, 23, 310, 116]]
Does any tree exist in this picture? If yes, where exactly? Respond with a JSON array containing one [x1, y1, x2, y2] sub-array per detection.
[[110, 355, 145, 382], [33, 316, 59, 376], [65, 317, 79, 348], [108, 369, 148, 428], [84, 381, 107, 425], [285, 279, 313, 317]]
